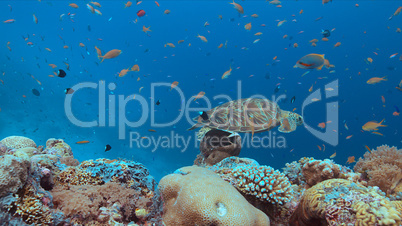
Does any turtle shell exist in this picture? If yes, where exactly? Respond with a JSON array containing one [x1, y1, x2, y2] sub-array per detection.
[[193, 98, 281, 133]]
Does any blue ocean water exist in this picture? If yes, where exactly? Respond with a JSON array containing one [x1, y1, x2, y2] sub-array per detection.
[[0, 0, 401, 181]]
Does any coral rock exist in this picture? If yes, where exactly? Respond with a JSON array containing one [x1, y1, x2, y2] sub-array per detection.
[[159, 166, 270, 226], [0, 143, 7, 155], [199, 129, 241, 166], [44, 138, 73, 157], [289, 179, 402, 226], [302, 159, 341, 187], [0, 155, 30, 197], [0, 136, 36, 149]]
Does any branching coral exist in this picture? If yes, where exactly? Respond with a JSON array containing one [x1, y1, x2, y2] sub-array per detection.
[[354, 145, 402, 195], [0, 136, 36, 149], [159, 166, 270, 226], [232, 165, 292, 205], [289, 179, 402, 226]]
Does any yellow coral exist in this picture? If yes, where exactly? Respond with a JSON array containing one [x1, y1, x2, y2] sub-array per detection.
[[56, 166, 103, 186], [0, 136, 37, 149], [135, 208, 148, 219], [6, 184, 52, 225], [289, 179, 402, 226]]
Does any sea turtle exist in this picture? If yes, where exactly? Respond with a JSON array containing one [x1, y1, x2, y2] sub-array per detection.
[[188, 98, 303, 140]]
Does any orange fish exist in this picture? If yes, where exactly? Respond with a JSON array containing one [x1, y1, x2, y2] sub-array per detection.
[[317, 145, 322, 151], [251, 14, 258, 18], [309, 84, 314, 92], [293, 43, 298, 48], [222, 67, 232, 79], [63, 45, 69, 49], [269, 0, 281, 5], [367, 76, 387, 84], [171, 81, 179, 90], [322, 0, 332, 4], [197, 34, 208, 43], [318, 122, 326, 129], [230, 0, 244, 14], [155, 1, 160, 7], [322, 37, 329, 41], [69, 3, 79, 8], [131, 64, 140, 71], [254, 32, 262, 36], [100, 49, 122, 63], [394, 6, 402, 16], [367, 57, 373, 63], [393, 111, 400, 116], [118, 68, 130, 77], [48, 64, 57, 68], [333, 42, 341, 48], [283, 34, 288, 39], [94, 46, 102, 59], [143, 25, 151, 33], [218, 43, 223, 48], [346, 156, 355, 164], [329, 152, 336, 158], [362, 119, 386, 131], [164, 9, 171, 14], [277, 20, 287, 27], [148, 129, 156, 132], [124, 1, 132, 8], [299, 9, 303, 14], [79, 43, 85, 47], [91, 2, 101, 7], [164, 43, 175, 48], [381, 95, 385, 104], [365, 145, 371, 153], [295, 54, 325, 70], [193, 91, 205, 101], [371, 132, 383, 136], [178, 40, 184, 44], [244, 23, 251, 31], [346, 135, 353, 139], [87, 4, 95, 13], [76, 140, 90, 144]]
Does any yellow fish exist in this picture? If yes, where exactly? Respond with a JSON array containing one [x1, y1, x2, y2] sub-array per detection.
[[222, 67, 232, 79], [362, 119, 386, 131], [367, 76, 387, 84]]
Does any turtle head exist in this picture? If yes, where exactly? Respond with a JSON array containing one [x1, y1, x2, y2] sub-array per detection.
[[278, 111, 303, 133]]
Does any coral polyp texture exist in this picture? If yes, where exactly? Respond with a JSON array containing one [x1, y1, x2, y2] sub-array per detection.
[[0, 136, 37, 149], [354, 145, 402, 196], [232, 164, 292, 205], [159, 166, 270, 226], [289, 179, 402, 226]]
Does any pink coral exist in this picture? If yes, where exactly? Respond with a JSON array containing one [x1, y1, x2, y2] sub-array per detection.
[[354, 145, 402, 195]]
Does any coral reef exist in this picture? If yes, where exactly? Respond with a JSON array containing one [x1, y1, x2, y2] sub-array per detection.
[[43, 138, 73, 157], [232, 165, 292, 205], [0, 136, 37, 149], [354, 145, 402, 195], [289, 179, 402, 226], [198, 129, 242, 166], [0, 155, 31, 197], [51, 182, 156, 225], [159, 166, 270, 226], [302, 159, 341, 188]]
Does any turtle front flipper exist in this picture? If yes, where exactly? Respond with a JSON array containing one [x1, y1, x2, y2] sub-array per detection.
[[278, 110, 303, 133]]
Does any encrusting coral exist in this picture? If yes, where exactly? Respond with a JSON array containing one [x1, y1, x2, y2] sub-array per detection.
[[159, 166, 270, 226], [0, 155, 31, 197], [354, 145, 402, 195], [289, 179, 402, 226]]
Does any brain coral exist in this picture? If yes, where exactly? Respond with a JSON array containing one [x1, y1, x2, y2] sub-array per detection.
[[0, 155, 31, 197], [0, 136, 36, 149], [232, 165, 292, 205], [289, 179, 402, 226], [354, 145, 402, 195], [159, 166, 270, 226]]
